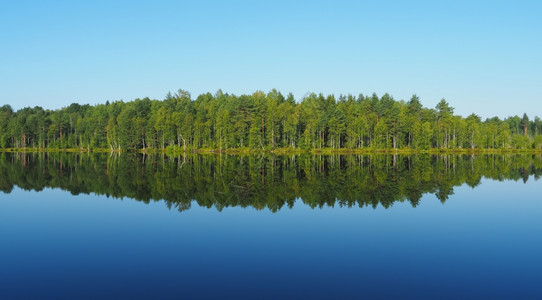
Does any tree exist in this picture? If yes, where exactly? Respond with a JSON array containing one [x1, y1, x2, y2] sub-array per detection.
[[1, 89, 541, 153], [521, 113, 529, 136], [466, 114, 482, 149], [435, 99, 454, 148], [419, 121, 432, 150], [0, 105, 13, 148], [117, 105, 138, 150], [436, 98, 454, 118]]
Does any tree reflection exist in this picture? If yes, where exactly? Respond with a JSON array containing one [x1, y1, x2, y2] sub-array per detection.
[[1, 153, 541, 212]]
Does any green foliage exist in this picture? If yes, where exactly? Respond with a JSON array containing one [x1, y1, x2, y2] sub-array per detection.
[[512, 134, 532, 149], [1, 89, 541, 152], [534, 135, 542, 150]]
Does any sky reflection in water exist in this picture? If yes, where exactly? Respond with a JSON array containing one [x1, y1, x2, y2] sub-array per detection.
[[1, 154, 541, 299]]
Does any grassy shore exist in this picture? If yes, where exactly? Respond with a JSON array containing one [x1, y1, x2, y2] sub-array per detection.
[[2, 147, 542, 155]]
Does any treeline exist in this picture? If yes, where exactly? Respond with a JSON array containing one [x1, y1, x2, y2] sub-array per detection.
[[1, 89, 542, 151], [1, 153, 541, 212]]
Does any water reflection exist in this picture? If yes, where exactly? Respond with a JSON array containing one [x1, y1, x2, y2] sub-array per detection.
[[1, 152, 541, 212]]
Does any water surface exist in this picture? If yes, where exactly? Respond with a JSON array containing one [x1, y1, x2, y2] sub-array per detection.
[[1, 153, 541, 299]]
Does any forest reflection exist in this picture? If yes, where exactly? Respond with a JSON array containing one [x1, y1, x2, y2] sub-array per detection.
[[1, 152, 541, 212]]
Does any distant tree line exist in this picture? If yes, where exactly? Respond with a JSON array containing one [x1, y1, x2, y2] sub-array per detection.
[[1, 153, 541, 212], [1, 89, 542, 151]]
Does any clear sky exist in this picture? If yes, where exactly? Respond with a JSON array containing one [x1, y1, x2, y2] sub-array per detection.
[[1, 0, 540, 119]]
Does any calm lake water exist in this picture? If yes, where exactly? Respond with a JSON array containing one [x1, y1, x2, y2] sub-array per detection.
[[1, 153, 541, 299]]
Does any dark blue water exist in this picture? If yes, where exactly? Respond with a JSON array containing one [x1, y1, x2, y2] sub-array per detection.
[[1, 178, 541, 299]]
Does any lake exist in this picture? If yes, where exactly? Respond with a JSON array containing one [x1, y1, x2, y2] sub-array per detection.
[[1, 153, 541, 299]]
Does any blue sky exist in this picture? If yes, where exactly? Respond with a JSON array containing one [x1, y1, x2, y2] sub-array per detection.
[[1, 0, 540, 119]]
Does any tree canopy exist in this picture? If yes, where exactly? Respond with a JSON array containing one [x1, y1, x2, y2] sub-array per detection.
[[1, 89, 542, 151]]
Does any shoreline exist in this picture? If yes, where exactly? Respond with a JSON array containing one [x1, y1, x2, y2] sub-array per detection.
[[2, 147, 542, 155]]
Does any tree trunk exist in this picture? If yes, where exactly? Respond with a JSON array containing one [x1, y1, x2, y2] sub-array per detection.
[[179, 134, 187, 152]]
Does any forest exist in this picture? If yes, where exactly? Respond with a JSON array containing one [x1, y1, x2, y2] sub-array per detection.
[[1, 152, 541, 212], [1, 89, 542, 152]]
